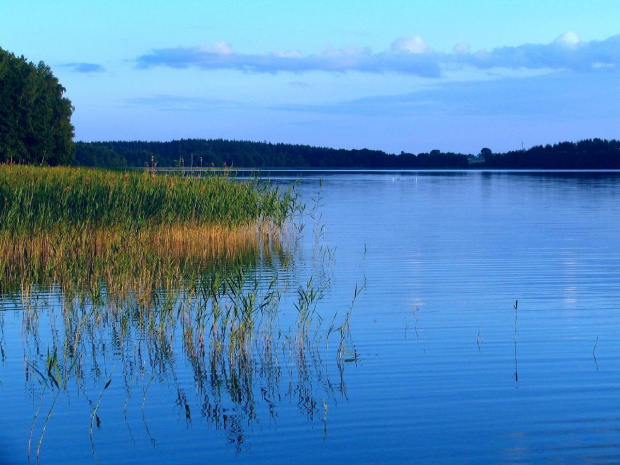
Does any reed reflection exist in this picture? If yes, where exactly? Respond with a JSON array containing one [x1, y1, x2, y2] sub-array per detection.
[[7, 219, 352, 460]]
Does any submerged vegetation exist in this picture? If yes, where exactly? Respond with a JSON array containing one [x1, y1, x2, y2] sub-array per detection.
[[0, 165, 359, 461], [19, 254, 349, 460]]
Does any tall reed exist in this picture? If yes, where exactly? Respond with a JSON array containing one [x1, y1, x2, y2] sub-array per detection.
[[0, 165, 293, 234], [0, 165, 297, 298], [6, 166, 357, 459]]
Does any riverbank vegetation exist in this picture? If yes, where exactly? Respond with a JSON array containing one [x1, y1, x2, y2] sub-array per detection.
[[0, 165, 296, 297], [74, 137, 620, 170], [2, 165, 352, 461], [74, 139, 470, 169]]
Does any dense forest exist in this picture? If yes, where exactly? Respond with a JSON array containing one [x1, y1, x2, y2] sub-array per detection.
[[74, 138, 620, 170], [0, 47, 74, 165], [74, 139, 471, 169], [482, 139, 620, 169], [73, 139, 470, 169]]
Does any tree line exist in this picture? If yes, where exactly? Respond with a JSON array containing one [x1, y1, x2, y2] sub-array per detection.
[[73, 139, 470, 169], [74, 138, 620, 170], [481, 139, 620, 169], [0, 47, 74, 165]]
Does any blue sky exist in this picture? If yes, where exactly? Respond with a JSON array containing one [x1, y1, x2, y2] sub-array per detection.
[[2, 0, 620, 154]]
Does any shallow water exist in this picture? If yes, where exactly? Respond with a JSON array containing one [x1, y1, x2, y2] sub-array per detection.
[[2, 170, 620, 464]]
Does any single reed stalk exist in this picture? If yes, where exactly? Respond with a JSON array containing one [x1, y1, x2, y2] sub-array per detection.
[[514, 300, 518, 383]]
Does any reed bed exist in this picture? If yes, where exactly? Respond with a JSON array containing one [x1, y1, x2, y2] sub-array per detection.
[[0, 165, 292, 234], [1, 166, 358, 459], [0, 165, 296, 297], [0, 223, 286, 298]]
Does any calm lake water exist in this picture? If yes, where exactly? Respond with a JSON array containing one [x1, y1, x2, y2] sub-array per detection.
[[2, 170, 620, 464]]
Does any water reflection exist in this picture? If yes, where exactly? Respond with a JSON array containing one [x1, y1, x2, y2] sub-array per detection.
[[10, 171, 620, 463], [1, 215, 353, 462]]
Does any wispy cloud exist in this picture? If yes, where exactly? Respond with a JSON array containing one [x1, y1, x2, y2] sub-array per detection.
[[135, 33, 620, 77], [274, 70, 620, 119], [453, 32, 620, 72], [62, 62, 106, 73], [136, 38, 442, 77]]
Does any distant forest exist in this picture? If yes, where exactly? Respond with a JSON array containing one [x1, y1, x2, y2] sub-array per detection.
[[74, 138, 620, 170]]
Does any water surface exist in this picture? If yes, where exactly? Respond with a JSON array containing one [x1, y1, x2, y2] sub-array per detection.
[[2, 170, 620, 463]]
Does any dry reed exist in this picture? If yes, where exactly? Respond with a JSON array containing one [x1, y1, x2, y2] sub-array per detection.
[[0, 165, 296, 299]]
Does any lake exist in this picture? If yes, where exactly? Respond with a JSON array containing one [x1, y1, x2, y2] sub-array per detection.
[[2, 170, 620, 463]]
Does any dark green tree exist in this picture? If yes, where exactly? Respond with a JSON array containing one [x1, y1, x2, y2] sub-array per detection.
[[0, 47, 74, 165]]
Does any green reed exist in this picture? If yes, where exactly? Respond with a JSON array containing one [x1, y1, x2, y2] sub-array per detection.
[[0, 165, 298, 298], [0, 165, 293, 234], [6, 167, 360, 459]]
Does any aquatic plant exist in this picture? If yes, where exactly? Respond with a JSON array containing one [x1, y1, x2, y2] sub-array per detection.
[[0, 165, 293, 233], [0, 165, 298, 299], [514, 300, 519, 383], [593, 336, 599, 371], [5, 169, 359, 461], [21, 254, 352, 459]]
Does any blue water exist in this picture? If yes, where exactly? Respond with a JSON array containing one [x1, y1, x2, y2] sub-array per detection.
[[2, 171, 620, 464]]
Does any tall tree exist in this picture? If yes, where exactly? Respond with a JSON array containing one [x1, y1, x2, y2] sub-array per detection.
[[0, 47, 74, 165]]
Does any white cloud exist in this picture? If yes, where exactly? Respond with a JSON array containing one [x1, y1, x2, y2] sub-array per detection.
[[199, 41, 234, 55], [390, 36, 429, 54], [455, 33, 620, 72], [136, 33, 620, 77], [272, 50, 303, 58], [593, 62, 615, 69], [137, 42, 441, 77], [554, 31, 580, 47]]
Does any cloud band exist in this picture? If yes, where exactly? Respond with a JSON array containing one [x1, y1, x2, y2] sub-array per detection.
[[136, 33, 620, 77]]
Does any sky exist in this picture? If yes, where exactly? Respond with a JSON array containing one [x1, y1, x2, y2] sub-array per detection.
[[2, 0, 620, 155]]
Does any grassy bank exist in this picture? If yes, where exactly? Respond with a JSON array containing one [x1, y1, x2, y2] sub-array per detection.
[[0, 165, 296, 296]]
